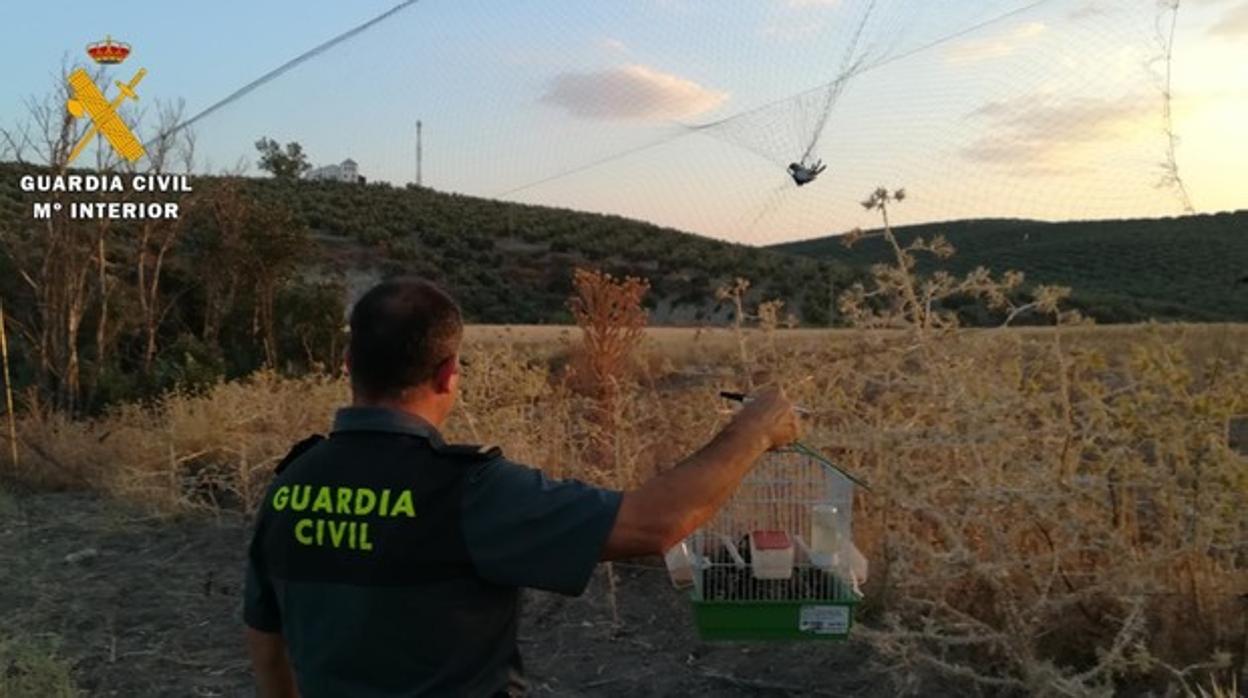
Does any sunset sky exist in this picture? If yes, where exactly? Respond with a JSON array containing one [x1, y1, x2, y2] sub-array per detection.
[[4, 0, 1246, 244]]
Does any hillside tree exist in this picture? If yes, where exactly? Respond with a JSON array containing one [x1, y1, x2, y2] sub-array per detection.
[[254, 137, 311, 181]]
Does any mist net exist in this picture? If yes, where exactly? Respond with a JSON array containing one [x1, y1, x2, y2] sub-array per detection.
[[144, 0, 1216, 243]]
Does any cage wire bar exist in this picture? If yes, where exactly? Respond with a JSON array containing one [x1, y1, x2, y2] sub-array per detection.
[[688, 447, 862, 640]]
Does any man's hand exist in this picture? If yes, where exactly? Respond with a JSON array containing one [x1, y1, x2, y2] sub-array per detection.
[[728, 385, 801, 450], [602, 384, 802, 560]]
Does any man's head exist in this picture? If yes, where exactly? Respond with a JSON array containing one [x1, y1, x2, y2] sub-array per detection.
[[346, 277, 463, 424]]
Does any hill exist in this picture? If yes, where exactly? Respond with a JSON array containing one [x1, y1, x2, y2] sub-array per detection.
[[769, 214, 1248, 323], [4, 164, 1242, 330], [251, 177, 858, 325], [0, 164, 853, 326]]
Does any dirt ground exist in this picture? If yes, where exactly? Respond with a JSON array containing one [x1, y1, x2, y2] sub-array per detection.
[[0, 489, 896, 697]]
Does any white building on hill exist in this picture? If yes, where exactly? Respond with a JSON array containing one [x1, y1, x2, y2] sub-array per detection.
[[306, 158, 362, 183]]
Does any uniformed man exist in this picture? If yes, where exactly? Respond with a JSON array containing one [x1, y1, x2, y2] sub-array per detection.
[[244, 277, 800, 697]]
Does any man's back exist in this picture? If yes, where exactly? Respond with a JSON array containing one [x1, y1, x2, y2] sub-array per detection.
[[249, 427, 520, 696], [245, 408, 622, 697]]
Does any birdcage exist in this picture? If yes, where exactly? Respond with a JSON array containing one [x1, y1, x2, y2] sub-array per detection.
[[674, 444, 866, 641]]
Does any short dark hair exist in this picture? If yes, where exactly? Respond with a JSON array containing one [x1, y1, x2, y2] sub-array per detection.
[[348, 277, 463, 399]]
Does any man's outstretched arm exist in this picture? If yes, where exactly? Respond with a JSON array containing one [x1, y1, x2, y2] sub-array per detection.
[[601, 385, 800, 560], [246, 628, 299, 698]]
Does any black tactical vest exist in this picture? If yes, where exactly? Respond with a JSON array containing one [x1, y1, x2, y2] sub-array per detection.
[[251, 429, 524, 697]]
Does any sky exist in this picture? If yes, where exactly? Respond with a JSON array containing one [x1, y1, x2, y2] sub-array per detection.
[[3, 0, 1246, 244]]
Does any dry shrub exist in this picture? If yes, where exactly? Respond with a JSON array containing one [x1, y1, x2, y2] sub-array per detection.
[[566, 267, 718, 625], [754, 188, 1248, 696], [450, 334, 720, 490], [566, 268, 649, 393], [12, 372, 346, 512], [566, 268, 651, 485], [448, 342, 579, 476], [817, 325, 1247, 695]]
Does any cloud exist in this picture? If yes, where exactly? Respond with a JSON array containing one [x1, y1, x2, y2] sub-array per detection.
[[1209, 2, 1248, 36], [600, 37, 628, 52], [785, 0, 839, 7], [944, 22, 1047, 65], [540, 64, 728, 121], [961, 94, 1156, 174]]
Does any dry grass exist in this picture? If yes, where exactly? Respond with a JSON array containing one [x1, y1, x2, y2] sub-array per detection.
[[9, 373, 348, 512], [1190, 676, 1242, 698], [0, 631, 79, 698]]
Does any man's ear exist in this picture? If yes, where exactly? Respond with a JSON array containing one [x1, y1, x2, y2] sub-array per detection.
[[342, 348, 352, 377], [432, 355, 459, 395]]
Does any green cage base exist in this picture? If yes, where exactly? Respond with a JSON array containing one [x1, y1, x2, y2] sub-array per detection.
[[691, 598, 859, 641]]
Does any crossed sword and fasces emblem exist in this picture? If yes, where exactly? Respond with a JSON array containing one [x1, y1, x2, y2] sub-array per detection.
[[65, 67, 148, 164]]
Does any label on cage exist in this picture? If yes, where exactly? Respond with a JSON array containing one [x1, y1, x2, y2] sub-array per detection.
[[799, 605, 850, 634]]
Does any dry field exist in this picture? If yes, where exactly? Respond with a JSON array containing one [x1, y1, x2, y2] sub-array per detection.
[[4, 317, 1246, 696], [466, 322, 1248, 366]]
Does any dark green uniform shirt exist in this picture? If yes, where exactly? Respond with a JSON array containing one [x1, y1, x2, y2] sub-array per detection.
[[243, 407, 622, 697]]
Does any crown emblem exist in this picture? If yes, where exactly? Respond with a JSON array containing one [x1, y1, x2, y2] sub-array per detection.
[[85, 35, 131, 65]]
